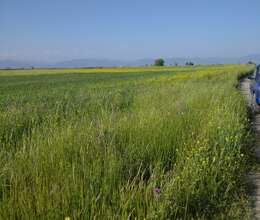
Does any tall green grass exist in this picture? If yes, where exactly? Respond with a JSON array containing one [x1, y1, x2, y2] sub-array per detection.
[[0, 65, 254, 219]]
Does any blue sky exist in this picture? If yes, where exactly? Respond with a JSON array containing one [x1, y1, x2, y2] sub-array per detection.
[[1, 0, 260, 62]]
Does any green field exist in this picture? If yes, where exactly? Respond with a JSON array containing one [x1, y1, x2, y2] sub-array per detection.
[[0, 65, 254, 219]]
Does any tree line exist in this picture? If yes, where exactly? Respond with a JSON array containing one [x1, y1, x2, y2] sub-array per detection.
[[154, 58, 194, 66]]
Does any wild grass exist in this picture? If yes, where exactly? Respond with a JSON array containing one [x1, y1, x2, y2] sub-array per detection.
[[0, 64, 254, 219]]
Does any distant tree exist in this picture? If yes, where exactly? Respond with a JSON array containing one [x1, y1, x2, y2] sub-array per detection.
[[174, 62, 178, 66], [154, 58, 165, 66], [248, 61, 256, 65], [185, 61, 194, 66]]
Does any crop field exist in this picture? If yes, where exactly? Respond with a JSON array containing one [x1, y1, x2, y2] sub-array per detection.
[[0, 65, 255, 219]]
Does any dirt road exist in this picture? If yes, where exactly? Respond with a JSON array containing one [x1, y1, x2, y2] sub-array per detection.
[[241, 77, 260, 219]]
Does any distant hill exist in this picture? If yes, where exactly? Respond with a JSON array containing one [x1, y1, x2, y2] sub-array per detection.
[[54, 59, 126, 67], [0, 60, 50, 68], [0, 60, 32, 68], [0, 55, 260, 68], [238, 54, 260, 64]]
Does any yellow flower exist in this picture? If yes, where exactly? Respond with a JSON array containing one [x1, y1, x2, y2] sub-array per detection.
[[65, 217, 71, 220]]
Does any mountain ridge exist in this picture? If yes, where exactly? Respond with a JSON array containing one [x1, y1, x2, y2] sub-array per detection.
[[1, 55, 260, 68]]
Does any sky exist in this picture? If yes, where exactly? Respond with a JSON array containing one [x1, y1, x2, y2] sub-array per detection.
[[1, 0, 260, 62]]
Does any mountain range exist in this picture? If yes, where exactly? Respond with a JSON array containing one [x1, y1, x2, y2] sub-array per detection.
[[1, 54, 260, 68]]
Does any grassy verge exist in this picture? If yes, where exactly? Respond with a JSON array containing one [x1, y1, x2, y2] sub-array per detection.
[[0, 65, 255, 219]]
